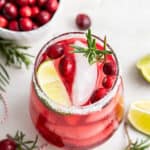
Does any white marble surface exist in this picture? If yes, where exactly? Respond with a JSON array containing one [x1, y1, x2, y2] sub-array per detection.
[[1, 0, 150, 149]]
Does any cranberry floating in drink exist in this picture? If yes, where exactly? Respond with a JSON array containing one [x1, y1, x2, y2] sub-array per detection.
[[30, 30, 124, 149]]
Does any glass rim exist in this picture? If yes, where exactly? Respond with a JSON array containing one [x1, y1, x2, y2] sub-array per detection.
[[33, 32, 121, 115]]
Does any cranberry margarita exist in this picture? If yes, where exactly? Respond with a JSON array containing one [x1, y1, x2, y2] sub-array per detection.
[[30, 31, 124, 149]]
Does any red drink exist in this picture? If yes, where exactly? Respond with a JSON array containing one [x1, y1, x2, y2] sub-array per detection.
[[30, 32, 124, 150]]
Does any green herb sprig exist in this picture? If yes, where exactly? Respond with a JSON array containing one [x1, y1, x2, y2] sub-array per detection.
[[72, 29, 112, 65]]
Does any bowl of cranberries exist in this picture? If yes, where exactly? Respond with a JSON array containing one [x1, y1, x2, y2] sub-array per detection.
[[0, 0, 60, 44]]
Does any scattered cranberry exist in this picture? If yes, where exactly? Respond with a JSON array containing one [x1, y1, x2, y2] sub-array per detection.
[[3, 3, 18, 20], [47, 44, 64, 59], [0, 0, 5, 11], [32, 22, 38, 29], [20, 6, 32, 17], [59, 55, 75, 77], [8, 20, 19, 31], [103, 62, 116, 75], [28, 0, 35, 5], [31, 6, 40, 17], [90, 88, 107, 103], [37, 10, 51, 25], [46, 0, 58, 13], [16, 0, 29, 6], [37, 0, 47, 7], [0, 139, 17, 150], [76, 13, 91, 30], [102, 76, 114, 89], [0, 15, 7, 27], [19, 17, 33, 31]]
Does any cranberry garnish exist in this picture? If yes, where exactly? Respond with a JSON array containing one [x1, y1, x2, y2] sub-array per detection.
[[20, 6, 32, 17], [31, 6, 40, 17], [37, 0, 47, 7], [76, 13, 91, 30], [37, 10, 51, 25], [8, 20, 20, 31], [32, 22, 38, 29], [0, 15, 7, 27], [3, 3, 18, 20], [28, 0, 35, 5], [46, 0, 58, 13], [19, 17, 33, 31], [16, 0, 28, 6], [102, 76, 114, 89], [103, 62, 116, 75], [47, 44, 64, 59], [90, 88, 107, 103], [0, 139, 17, 150], [59, 55, 75, 77], [0, 0, 5, 11]]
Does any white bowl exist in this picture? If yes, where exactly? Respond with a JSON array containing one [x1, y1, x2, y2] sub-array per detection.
[[0, 1, 62, 46]]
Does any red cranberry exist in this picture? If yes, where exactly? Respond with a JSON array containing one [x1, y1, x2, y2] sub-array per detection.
[[103, 62, 116, 75], [8, 20, 20, 31], [20, 6, 32, 17], [37, 10, 51, 25], [0, 139, 17, 150], [90, 88, 107, 103], [102, 76, 114, 89], [3, 3, 18, 20], [19, 17, 33, 31], [16, 0, 28, 6], [31, 6, 40, 17], [47, 44, 64, 59], [59, 55, 75, 77], [37, 0, 47, 7], [28, 0, 35, 5], [32, 22, 38, 29], [0, 15, 8, 27], [0, 0, 6, 10], [76, 13, 91, 30], [46, 0, 58, 13]]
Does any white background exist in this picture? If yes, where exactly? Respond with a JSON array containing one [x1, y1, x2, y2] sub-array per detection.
[[0, 0, 150, 149]]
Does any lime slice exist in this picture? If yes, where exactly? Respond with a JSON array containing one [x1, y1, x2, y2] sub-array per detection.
[[37, 60, 71, 107], [128, 100, 150, 135], [136, 55, 150, 82]]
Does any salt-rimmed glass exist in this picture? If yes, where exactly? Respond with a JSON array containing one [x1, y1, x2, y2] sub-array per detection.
[[30, 32, 124, 150]]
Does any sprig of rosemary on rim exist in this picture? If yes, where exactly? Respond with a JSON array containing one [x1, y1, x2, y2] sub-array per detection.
[[72, 29, 112, 65]]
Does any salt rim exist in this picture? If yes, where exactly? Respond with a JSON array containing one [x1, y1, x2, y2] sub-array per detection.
[[32, 32, 121, 115]]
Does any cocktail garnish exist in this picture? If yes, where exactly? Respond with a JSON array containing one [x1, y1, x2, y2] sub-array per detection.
[[72, 29, 112, 65]]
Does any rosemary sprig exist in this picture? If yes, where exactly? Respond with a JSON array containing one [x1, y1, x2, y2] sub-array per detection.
[[0, 38, 33, 68], [125, 121, 150, 150], [7, 131, 38, 150], [72, 29, 112, 65]]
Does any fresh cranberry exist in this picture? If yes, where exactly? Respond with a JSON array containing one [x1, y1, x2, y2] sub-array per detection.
[[19, 17, 33, 31], [20, 6, 32, 17], [0, 0, 5, 10], [76, 13, 91, 30], [59, 55, 75, 77], [28, 0, 35, 5], [3, 3, 18, 20], [31, 6, 40, 17], [37, 0, 47, 7], [103, 62, 116, 75], [0, 15, 8, 27], [37, 10, 51, 25], [90, 88, 107, 103], [47, 44, 64, 59], [32, 22, 38, 29], [0, 139, 17, 150], [8, 20, 20, 31], [102, 76, 114, 89], [16, 0, 28, 6], [46, 0, 58, 13]]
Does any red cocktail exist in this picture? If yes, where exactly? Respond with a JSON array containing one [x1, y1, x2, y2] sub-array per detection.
[[30, 31, 124, 150]]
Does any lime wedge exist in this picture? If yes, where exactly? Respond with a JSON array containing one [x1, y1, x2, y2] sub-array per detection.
[[128, 100, 150, 135], [37, 60, 71, 107], [136, 55, 150, 82]]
